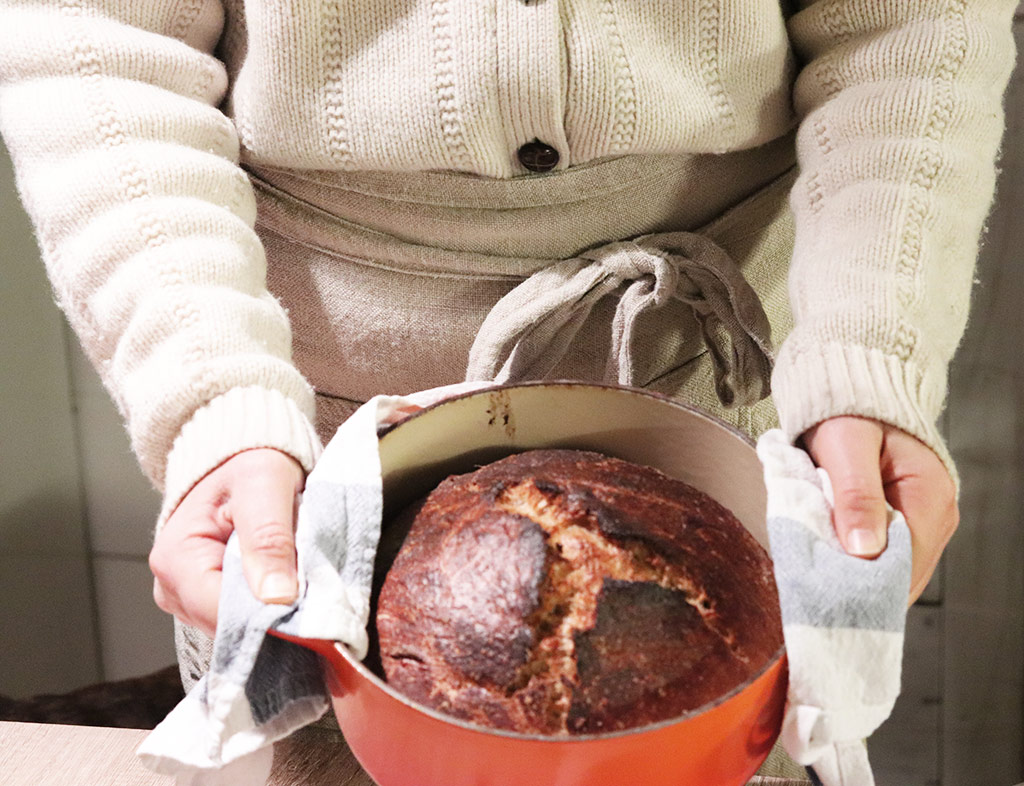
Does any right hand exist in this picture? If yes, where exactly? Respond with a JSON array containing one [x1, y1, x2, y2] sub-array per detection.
[[802, 417, 958, 604], [149, 448, 305, 637]]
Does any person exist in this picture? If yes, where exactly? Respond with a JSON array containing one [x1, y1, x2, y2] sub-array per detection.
[[0, 1, 1017, 780]]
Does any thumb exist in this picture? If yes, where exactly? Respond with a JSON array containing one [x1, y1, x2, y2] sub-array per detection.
[[803, 417, 888, 559], [229, 450, 305, 604]]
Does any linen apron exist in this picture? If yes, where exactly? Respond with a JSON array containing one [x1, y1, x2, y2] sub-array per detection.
[[175, 132, 809, 781]]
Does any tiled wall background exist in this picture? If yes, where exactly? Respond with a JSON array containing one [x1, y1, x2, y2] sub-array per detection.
[[2, 8, 1023, 785]]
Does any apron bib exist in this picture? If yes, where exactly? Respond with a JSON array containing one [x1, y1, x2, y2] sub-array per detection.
[[249, 133, 796, 445]]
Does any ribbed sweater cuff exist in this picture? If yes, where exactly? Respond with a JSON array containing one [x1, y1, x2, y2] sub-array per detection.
[[157, 386, 323, 531], [771, 343, 957, 491]]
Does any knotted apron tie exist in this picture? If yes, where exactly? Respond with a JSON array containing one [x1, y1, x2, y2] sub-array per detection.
[[465, 232, 774, 407]]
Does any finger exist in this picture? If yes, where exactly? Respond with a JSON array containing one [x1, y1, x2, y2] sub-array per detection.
[[804, 417, 888, 558], [150, 540, 224, 636], [150, 498, 228, 636], [153, 570, 222, 637], [880, 430, 959, 602], [229, 451, 304, 605]]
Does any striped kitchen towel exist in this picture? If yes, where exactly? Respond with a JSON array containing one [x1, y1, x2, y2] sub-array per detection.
[[137, 381, 493, 785], [756, 429, 913, 786]]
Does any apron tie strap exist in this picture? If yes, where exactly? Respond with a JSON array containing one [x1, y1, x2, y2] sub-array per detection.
[[465, 232, 773, 407]]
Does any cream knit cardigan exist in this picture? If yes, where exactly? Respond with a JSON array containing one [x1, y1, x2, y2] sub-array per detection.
[[0, 1, 1017, 524]]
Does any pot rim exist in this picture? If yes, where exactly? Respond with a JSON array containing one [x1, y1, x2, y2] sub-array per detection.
[[378, 379, 757, 448]]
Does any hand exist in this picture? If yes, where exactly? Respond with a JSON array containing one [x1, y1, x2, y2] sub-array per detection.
[[149, 448, 305, 636], [801, 416, 959, 604]]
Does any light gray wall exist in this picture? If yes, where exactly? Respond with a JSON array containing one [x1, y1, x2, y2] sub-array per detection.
[[0, 140, 171, 698]]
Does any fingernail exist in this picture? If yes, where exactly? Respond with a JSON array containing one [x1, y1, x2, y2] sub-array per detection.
[[259, 572, 297, 604], [847, 528, 885, 557]]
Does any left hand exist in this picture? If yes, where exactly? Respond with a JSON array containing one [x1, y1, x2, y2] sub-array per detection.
[[150, 448, 305, 637], [801, 416, 959, 604]]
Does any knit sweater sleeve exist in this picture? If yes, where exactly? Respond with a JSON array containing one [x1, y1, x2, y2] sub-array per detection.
[[0, 2, 321, 525], [775, 0, 1017, 477]]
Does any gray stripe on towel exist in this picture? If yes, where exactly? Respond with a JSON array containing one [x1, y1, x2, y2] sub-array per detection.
[[768, 516, 911, 633]]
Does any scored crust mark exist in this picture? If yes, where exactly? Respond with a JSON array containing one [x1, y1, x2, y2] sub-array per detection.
[[496, 477, 744, 655], [493, 476, 750, 732]]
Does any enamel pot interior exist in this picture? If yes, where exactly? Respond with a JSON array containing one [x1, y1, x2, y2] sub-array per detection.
[[302, 382, 787, 786]]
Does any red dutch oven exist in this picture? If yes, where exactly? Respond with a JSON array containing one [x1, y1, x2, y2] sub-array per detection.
[[276, 382, 787, 786]]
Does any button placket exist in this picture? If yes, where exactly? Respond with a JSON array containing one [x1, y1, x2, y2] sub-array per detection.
[[496, 0, 568, 174]]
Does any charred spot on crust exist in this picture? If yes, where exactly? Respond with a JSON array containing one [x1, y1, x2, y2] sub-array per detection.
[[486, 479, 509, 501], [568, 579, 746, 733], [533, 478, 563, 497]]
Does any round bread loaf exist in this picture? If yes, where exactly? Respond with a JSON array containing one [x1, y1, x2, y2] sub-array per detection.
[[375, 449, 782, 735]]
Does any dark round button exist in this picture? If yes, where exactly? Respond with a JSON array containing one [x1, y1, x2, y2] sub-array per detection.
[[517, 139, 560, 173]]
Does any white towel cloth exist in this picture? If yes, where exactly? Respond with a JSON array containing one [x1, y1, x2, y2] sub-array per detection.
[[756, 429, 913, 786]]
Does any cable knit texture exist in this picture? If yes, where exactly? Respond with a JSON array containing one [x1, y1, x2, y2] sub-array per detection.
[[0, 1, 1016, 519], [776, 0, 1016, 484]]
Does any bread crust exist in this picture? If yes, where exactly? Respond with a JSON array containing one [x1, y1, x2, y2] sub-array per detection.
[[376, 449, 782, 734]]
